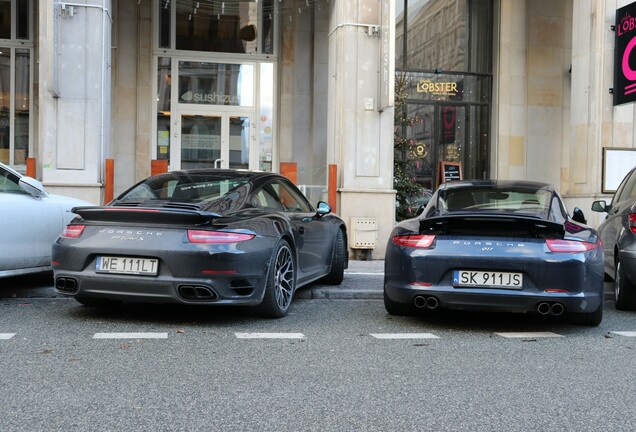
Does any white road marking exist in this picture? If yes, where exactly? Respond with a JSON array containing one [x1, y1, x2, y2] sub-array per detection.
[[93, 332, 168, 339], [495, 332, 564, 338], [235, 333, 305, 339], [370, 333, 439, 339], [0, 333, 16, 340], [610, 331, 636, 337]]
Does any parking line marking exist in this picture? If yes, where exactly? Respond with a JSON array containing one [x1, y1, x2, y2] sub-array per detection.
[[610, 331, 636, 337], [495, 332, 564, 338], [93, 332, 168, 339], [370, 333, 440, 339], [235, 333, 305, 339], [0, 333, 16, 340]]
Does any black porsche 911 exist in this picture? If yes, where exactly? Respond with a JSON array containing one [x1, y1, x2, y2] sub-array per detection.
[[384, 180, 604, 326], [52, 170, 348, 317]]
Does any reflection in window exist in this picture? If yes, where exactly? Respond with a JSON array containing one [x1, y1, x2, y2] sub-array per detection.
[[396, 0, 492, 74], [16, 0, 28, 40], [14, 48, 28, 165], [229, 117, 249, 170], [175, 0, 260, 54], [0, 48, 9, 164], [157, 57, 171, 162], [178, 62, 253, 107], [259, 63, 274, 171], [180, 115, 222, 169], [0, 0, 9, 40]]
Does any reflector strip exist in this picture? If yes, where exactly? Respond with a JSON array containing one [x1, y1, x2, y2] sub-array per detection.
[[370, 333, 439, 339], [0, 333, 16, 340], [235, 333, 305, 339], [495, 332, 563, 338], [610, 331, 636, 337], [93, 333, 168, 339], [201, 270, 239, 275]]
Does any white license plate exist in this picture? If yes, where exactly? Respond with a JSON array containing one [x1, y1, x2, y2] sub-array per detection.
[[453, 270, 522, 289], [96, 256, 159, 276]]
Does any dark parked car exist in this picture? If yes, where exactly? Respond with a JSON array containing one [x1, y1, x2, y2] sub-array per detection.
[[592, 166, 636, 310], [52, 170, 348, 317], [384, 180, 604, 326]]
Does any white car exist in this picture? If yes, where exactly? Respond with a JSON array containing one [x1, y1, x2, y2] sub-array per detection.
[[0, 162, 93, 277]]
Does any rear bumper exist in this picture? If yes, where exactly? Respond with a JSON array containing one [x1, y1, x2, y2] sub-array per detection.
[[384, 282, 604, 314], [53, 270, 267, 306]]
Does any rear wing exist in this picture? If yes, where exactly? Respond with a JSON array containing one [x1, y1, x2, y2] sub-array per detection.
[[71, 206, 221, 225]]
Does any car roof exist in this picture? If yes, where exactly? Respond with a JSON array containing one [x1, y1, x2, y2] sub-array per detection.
[[439, 179, 555, 192], [159, 169, 281, 181]]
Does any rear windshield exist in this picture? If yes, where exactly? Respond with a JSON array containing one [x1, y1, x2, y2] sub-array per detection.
[[438, 186, 553, 215], [117, 173, 251, 211]]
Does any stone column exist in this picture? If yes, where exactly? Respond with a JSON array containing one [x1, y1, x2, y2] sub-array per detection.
[[38, 0, 112, 204], [328, 0, 396, 259]]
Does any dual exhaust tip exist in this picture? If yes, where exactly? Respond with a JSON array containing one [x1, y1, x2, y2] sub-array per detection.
[[537, 302, 565, 316], [414, 295, 439, 310]]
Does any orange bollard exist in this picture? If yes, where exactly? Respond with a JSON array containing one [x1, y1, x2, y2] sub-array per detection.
[[104, 159, 114, 205], [280, 162, 298, 185], [26, 158, 36, 178], [328, 164, 337, 213], [151, 159, 169, 176]]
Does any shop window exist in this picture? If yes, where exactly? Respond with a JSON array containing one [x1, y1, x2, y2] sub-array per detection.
[[156, 57, 171, 162], [159, 0, 274, 55], [178, 61, 254, 107]]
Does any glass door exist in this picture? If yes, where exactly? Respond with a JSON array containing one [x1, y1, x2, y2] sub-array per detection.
[[174, 112, 253, 170]]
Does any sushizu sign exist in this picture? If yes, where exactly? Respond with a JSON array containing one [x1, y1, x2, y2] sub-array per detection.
[[614, 1, 636, 105]]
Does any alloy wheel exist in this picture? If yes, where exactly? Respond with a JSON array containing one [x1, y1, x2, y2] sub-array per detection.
[[273, 245, 294, 310]]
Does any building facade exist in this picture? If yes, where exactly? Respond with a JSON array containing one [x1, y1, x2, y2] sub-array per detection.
[[1, 0, 634, 258]]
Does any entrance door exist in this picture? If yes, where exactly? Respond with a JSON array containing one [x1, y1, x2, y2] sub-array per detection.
[[175, 112, 253, 170]]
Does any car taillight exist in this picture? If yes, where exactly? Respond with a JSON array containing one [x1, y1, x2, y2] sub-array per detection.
[[187, 230, 255, 244], [62, 225, 85, 238], [630, 214, 636, 234], [545, 239, 596, 253], [392, 234, 436, 248]]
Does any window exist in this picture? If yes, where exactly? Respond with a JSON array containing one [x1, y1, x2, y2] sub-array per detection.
[[0, 0, 32, 167], [270, 180, 312, 213], [159, 0, 274, 55]]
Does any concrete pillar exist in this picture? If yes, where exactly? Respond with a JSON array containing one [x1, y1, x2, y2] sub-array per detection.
[[38, 0, 112, 204], [328, 0, 395, 259]]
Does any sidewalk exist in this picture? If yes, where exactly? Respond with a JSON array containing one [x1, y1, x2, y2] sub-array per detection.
[[296, 259, 385, 300]]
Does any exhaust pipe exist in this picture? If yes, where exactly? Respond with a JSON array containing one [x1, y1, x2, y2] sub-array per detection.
[[550, 302, 564, 316], [414, 295, 427, 308], [425, 296, 439, 310], [537, 302, 551, 315]]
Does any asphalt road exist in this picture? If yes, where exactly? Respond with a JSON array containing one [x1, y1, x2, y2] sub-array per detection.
[[2, 289, 636, 431]]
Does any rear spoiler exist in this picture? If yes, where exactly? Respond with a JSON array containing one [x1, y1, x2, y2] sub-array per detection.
[[419, 213, 565, 238], [71, 206, 221, 225]]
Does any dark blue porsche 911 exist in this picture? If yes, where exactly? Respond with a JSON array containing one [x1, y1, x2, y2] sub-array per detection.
[[384, 180, 604, 326]]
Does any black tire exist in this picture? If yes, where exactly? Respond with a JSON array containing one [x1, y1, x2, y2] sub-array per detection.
[[568, 302, 603, 326], [383, 289, 415, 316], [254, 239, 296, 318], [321, 229, 346, 285], [615, 258, 636, 311]]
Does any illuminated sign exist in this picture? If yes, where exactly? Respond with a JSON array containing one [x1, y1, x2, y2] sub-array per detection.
[[614, 1, 636, 105], [417, 80, 459, 97]]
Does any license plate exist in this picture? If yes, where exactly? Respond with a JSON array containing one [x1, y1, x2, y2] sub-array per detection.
[[96, 256, 159, 276], [453, 270, 522, 289]]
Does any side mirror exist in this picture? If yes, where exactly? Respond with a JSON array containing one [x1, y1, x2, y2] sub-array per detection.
[[572, 207, 587, 224], [19, 176, 48, 199], [316, 201, 332, 217], [591, 200, 608, 213]]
